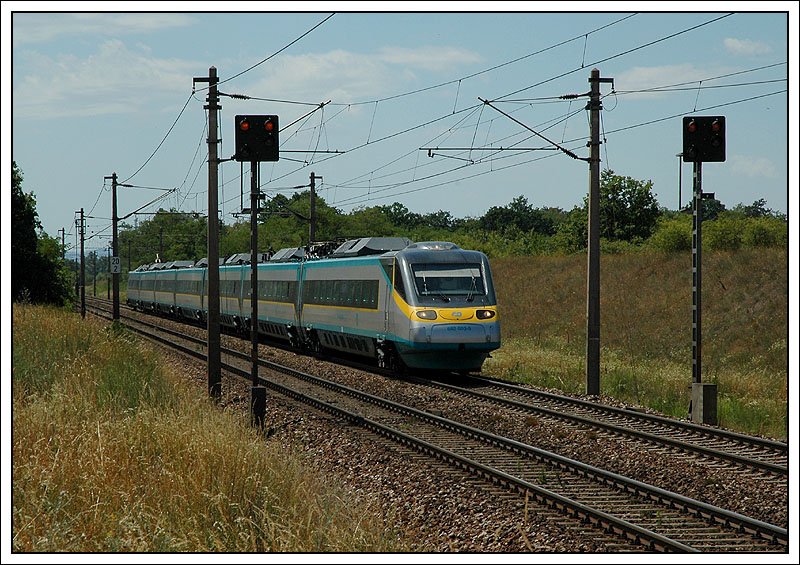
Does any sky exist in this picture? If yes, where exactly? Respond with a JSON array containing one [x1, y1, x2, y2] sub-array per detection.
[[3, 2, 796, 259]]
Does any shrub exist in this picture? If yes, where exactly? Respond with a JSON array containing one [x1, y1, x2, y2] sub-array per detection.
[[648, 217, 692, 252], [705, 217, 742, 251], [741, 217, 788, 248]]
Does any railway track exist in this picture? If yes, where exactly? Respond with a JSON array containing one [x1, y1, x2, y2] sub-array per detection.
[[412, 374, 788, 477], [86, 299, 788, 553]]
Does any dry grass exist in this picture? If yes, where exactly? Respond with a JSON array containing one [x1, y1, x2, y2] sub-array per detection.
[[12, 304, 405, 552], [486, 249, 788, 439]]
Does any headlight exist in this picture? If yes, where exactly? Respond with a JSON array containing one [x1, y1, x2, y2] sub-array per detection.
[[416, 310, 437, 320], [476, 309, 496, 319]]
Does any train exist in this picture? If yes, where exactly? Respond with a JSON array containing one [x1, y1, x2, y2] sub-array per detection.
[[126, 237, 501, 373]]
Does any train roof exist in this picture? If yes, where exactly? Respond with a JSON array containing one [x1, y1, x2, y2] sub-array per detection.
[[270, 247, 305, 262], [329, 237, 412, 258], [129, 239, 486, 272]]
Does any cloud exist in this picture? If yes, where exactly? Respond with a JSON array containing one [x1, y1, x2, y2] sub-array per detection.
[[12, 13, 195, 46], [13, 40, 198, 119], [723, 37, 772, 57], [615, 64, 712, 99], [730, 155, 778, 179], [378, 46, 483, 72], [243, 47, 483, 105]]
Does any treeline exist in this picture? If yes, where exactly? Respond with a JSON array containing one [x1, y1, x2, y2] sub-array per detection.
[[12, 162, 74, 305], [11, 161, 787, 307], [119, 169, 786, 267]]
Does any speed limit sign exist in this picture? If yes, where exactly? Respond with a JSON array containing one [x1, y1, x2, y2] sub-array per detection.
[[111, 256, 121, 274]]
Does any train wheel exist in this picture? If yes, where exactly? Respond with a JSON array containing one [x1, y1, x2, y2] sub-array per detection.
[[377, 340, 405, 376], [308, 331, 323, 357]]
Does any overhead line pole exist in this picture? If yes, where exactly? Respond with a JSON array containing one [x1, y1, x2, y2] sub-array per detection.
[[586, 68, 613, 397], [195, 66, 222, 400], [79, 208, 85, 319], [310, 172, 321, 244], [104, 172, 120, 321]]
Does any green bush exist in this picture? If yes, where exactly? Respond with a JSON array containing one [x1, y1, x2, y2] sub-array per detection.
[[648, 217, 692, 252], [705, 217, 743, 251], [741, 217, 788, 248]]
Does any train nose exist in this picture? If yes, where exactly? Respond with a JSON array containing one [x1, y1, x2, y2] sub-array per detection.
[[411, 323, 500, 344], [438, 309, 474, 321]]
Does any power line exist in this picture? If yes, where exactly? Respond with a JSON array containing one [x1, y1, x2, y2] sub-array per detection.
[[122, 92, 195, 184], [218, 13, 336, 87], [494, 13, 734, 101], [333, 88, 785, 210], [208, 14, 640, 205], [261, 14, 739, 204], [325, 13, 637, 107]]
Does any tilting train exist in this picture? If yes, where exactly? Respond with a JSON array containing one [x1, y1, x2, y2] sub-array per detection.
[[127, 237, 501, 373]]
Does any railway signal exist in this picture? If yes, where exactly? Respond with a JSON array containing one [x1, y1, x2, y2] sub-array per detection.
[[680, 115, 726, 425], [682, 116, 726, 163], [235, 115, 279, 162]]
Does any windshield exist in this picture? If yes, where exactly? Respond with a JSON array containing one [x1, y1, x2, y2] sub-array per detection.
[[411, 263, 485, 301]]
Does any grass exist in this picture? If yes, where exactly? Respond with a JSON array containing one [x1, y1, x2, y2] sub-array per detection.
[[12, 304, 406, 552], [485, 248, 788, 439]]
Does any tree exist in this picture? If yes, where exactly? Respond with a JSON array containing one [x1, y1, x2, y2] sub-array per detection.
[[553, 170, 662, 251], [597, 170, 662, 242], [11, 161, 74, 305], [728, 198, 786, 221], [479, 196, 556, 235], [680, 196, 726, 221], [376, 202, 423, 230]]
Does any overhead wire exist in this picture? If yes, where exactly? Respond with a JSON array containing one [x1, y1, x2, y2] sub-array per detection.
[[217, 13, 336, 87], [494, 13, 734, 102], [334, 87, 785, 210], [329, 56, 784, 206], [119, 12, 778, 230], [324, 13, 637, 107], [210, 13, 641, 216], [208, 12, 639, 203], [122, 92, 195, 184]]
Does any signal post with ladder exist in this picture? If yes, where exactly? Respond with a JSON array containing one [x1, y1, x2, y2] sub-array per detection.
[[682, 115, 726, 425]]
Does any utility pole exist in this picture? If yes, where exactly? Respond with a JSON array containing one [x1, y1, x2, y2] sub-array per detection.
[[93, 252, 97, 297], [676, 153, 684, 210], [159, 227, 164, 260], [309, 172, 321, 243], [58, 228, 65, 259], [79, 208, 85, 319], [195, 66, 222, 399], [111, 173, 119, 321], [585, 69, 612, 396], [107, 246, 111, 300], [74, 219, 80, 299]]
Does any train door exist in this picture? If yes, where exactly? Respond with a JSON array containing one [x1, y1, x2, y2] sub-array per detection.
[[381, 257, 395, 334], [200, 268, 206, 312]]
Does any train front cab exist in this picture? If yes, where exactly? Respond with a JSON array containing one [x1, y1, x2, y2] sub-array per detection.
[[389, 242, 500, 373]]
